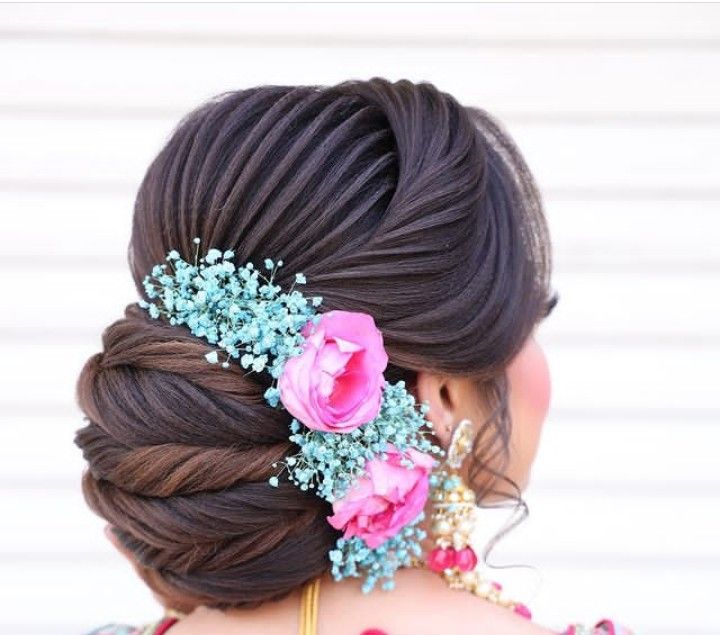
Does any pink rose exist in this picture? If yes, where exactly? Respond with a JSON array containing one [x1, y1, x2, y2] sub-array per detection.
[[278, 310, 389, 433], [326, 444, 435, 548]]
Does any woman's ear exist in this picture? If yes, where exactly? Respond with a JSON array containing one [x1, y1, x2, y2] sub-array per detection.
[[415, 371, 480, 449]]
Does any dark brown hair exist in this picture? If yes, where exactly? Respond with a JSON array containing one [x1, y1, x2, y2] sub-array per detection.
[[74, 78, 551, 612]]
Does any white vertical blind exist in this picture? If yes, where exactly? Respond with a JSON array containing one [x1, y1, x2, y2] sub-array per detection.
[[1, 5, 718, 634]]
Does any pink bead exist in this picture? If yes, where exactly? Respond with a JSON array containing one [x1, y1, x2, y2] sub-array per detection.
[[513, 603, 532, 620], [455, 546, 478, 572], [360, 630, 388, 635], [427, 546, 457, 572], [491, 581, 503, 591]]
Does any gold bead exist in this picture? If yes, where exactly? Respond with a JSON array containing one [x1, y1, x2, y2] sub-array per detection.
[[461, 572, 477, 587]]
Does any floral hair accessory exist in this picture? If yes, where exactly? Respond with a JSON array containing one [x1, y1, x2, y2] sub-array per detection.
[[138, 238, 444, 592], [327, 444, 435, 548], [278, 310, 389, 433]]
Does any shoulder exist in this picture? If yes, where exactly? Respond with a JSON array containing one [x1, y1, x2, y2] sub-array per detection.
[[319, 568, 557, 635]]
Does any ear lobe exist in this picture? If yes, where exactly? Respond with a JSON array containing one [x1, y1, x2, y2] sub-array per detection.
[[414, 371, 456, 446]]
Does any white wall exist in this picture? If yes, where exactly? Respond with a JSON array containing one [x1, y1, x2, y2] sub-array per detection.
[[1, 5, 718, 634]]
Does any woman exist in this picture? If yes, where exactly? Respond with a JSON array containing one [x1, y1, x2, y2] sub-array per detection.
[[75, 78, 632, 634]]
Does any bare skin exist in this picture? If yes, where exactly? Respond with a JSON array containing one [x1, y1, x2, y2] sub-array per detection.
[[106, 333, 555, 634]]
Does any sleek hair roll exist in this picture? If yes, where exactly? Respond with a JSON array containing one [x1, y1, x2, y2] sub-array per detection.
[[74, 77, 552, 612]]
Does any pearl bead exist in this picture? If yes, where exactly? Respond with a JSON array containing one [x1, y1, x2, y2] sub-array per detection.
[[434, 520, 452, 535], [458, 519, 474, 534], [476, 581, 492, 595]]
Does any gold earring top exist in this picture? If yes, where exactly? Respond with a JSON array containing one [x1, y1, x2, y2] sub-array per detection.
[[446, 418, 474, 469]]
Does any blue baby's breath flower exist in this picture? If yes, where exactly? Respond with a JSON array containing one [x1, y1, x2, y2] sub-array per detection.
[[264, 386, 281, 407], [205, 248, 223, 264], [251, 354, 268, 372], [329, 513, 427, 593]]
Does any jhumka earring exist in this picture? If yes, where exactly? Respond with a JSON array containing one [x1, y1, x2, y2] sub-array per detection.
[[426, 418, 532, 620]]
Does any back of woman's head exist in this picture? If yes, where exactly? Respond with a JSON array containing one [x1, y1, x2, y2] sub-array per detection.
[[74, 77, 551, 612]]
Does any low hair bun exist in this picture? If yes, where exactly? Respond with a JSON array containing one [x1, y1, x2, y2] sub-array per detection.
[[75, 302, 337, 610], [75, 77, 551, 611]]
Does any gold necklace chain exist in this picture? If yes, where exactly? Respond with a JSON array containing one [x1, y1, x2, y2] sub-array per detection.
[[298, 577, 321, 635]]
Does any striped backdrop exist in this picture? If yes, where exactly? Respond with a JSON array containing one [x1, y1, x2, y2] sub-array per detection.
[[1, 5, 718, 634]]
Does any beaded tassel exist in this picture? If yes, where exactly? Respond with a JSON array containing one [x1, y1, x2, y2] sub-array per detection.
[[425, 419, 532, 620]]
